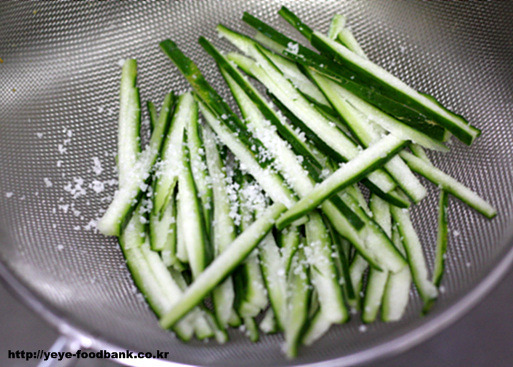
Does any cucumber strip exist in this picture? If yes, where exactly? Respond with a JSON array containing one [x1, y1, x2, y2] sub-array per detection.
[[187, 106, 213, 237], [242, 317, 260, 342], [305, 212, 348, 324], [198, 101, 296, 208], [278, 6, 313, 41], [332, 233, 355, 301], [284, 249, 311, 359], [277, 135, 407, 229], [433, 190, 449, 287], [410, 144, 431, 163], [302, 310, 332, 346], [235, 181, 268, 318], [348, 254, 367, 309], [97, 92, 175, 236], [159, 39, 271, 169], [118, 59, 141, 187], [280, 226, 300, 274], [244, 14, 447, 142], [258, 232, 288, 330], [382, 224, 412, 322], [336, 28, 367, 59], [147, 100, 158, 133], [400, 151, 496, 218], [175, 187, 188, 264], [327, 14, 346, 40], [218, 27, 398, 197], [203, 125, 239, 328], [308, 69, 427, 203], [260, 308, 278, 334], [362, 195, 391, 323], [152, 92, 194, 215], [310, 31, 481, 145], [160, 197, 179, 267], [149, 188, 176, 252], [202, 126, 236, 250], [390, 205, 438, 312], [159, 202, 287, 329], [178, 130, 210, 279]]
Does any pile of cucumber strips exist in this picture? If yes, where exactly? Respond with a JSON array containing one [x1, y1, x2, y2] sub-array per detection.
[[97, 7, 496, 357]]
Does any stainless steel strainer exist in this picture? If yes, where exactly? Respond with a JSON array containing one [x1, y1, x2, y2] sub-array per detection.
[[1, 1, 512, 366]]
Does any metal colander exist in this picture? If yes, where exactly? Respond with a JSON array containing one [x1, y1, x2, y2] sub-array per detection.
[[1, 1, 512, 366]]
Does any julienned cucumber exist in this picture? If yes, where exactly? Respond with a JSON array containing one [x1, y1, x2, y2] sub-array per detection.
[[117, 59, 141, 187], [433, 190, 449, 287], [95, 7, 497, 359], [217, 25, 401, 199]]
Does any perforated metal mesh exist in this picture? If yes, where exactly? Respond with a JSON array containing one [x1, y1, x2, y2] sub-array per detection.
[[0, 1, 512, 366]]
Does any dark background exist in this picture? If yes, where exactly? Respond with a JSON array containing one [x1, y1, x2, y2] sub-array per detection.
[[1, 268, 512, 367]]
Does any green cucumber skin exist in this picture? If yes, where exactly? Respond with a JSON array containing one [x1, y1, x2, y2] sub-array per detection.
[[118, 59, 141, 186], [390, 206, 438, 313], [433, 190, 449, 287], [179, 129, 212, 279], [186, 103, 213, 237], [146, 100, 158, 133], [278, 6, 314, 41], [284, 249, 311, 359]]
